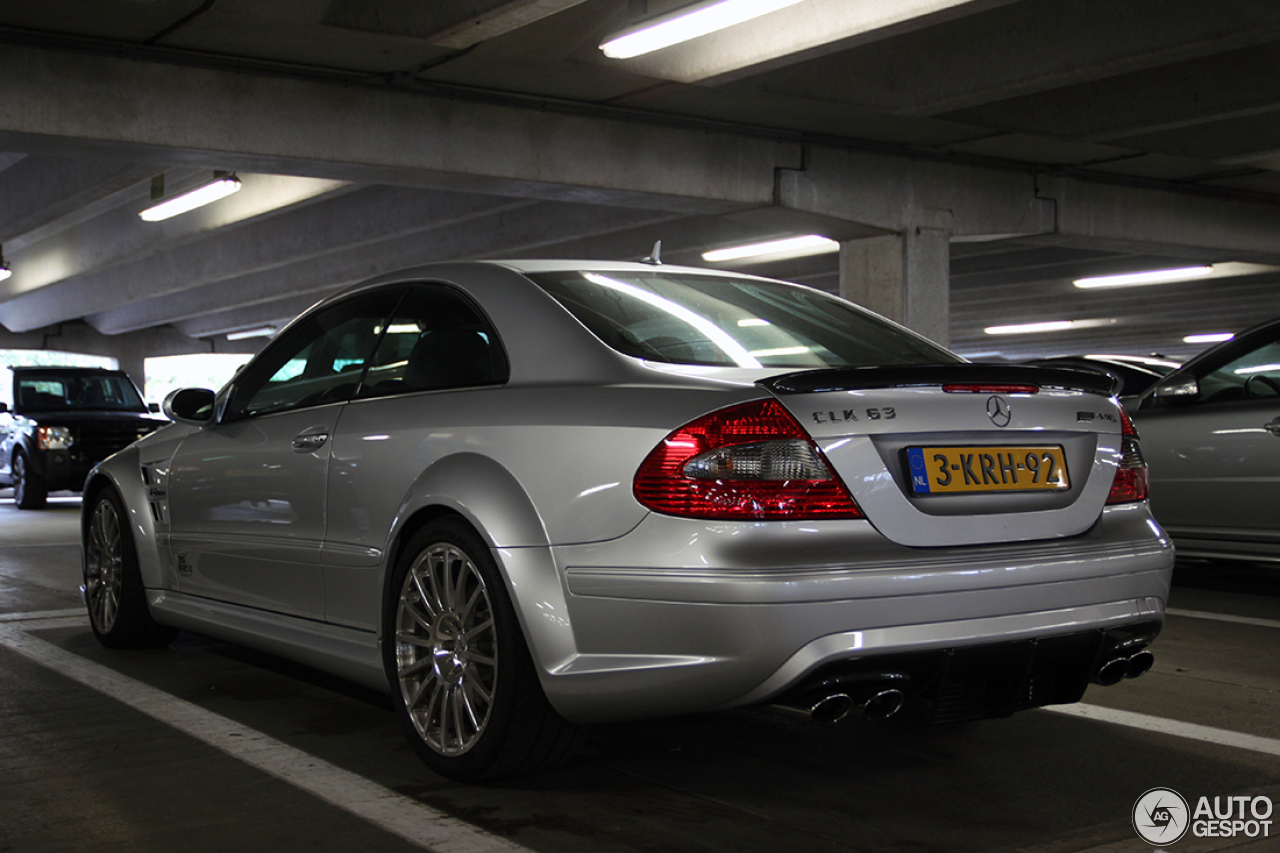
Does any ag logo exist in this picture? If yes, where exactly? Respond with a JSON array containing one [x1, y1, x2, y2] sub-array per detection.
[[1133, 787, 1190, 846], [986, 395, 1012, 427]]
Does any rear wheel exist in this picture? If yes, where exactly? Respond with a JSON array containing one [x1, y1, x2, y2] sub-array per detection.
[[384, 517, 579, 781], [12, 451, 47, 510], [83, 489, 178, 649]]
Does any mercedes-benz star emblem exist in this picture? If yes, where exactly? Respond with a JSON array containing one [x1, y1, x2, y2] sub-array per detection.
[[986, 395, 1012, 427]]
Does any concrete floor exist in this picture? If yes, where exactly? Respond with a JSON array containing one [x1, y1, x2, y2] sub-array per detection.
[[1, 495, 1278, 852]]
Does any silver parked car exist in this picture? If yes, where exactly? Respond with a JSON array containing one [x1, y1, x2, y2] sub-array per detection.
[[1131, 316, 1280, 564], [81, 261, 1174, 780]]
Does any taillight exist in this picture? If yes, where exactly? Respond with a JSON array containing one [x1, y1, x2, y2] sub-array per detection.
[[1106, 407, 1148, 504], [634, 399, 863, 520]]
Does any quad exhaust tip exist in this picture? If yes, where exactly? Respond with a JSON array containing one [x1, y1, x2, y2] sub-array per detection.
[[774, 686, 906, 725], [1094, 649, 1155, 686]]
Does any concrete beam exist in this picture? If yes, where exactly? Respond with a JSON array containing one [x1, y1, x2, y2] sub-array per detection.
[[604, 0, 1015, 84], [758, 0, 1280, 117], [0, 155, 159, 244], [173, 294, 336, 339], [322, 0, 592, 49], [0, 173, 352, 307], [942, 43, 1280, 146], [1039, 176, 1280, 261], [88, 199, 685, 336], [2, 186, 533, 332], [778, 146, 1055, 238], [0, 43, 787, 212], [780, 147, 1280, 263]]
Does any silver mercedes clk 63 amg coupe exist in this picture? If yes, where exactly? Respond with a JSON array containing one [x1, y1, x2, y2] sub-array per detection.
[[81, 260, 1174, 780]]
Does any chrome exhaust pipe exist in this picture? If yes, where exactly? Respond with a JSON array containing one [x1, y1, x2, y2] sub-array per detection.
[[1094, 649, 1154, 686], [768, 680, 908, 725], [1125, 649, 1154, 679], [768, 693, 856, 725], [810, 693, 856, 725], [859, 688, 905, 721], [1094, 656, 1130, 686]]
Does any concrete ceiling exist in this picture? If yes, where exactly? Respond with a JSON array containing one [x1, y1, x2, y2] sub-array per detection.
[[1, 0, 1279, 363]]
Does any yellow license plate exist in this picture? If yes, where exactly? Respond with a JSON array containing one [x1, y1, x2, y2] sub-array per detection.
[[905, 446, 1069, 494]]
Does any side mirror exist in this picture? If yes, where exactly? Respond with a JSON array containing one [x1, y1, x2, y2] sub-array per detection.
[[1152, 374, 1200, 403], [163, 388, 217, 425]]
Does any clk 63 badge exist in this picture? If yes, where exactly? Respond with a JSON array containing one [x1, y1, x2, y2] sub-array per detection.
[[906, 445, 1070, 494]]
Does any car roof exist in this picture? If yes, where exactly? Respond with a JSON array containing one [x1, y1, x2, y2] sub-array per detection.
[[10, 366, 125, 374]]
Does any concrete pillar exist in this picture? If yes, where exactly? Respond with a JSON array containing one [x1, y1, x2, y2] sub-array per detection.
[[839, 219, 952, 347]]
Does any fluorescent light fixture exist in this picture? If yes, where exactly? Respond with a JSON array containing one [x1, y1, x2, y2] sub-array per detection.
[[141, 175, 242, 222], [600, 0, 807, 59], [984, 318, 1115, 336], [226, 325, 276, 341], [0, 266, 9, 283], [703, 234, 840, 263], [1184, 332, 1234, 344], [1073, 266, 1213, 289], [1234, 363, 1280, 376], [582, 272, 761, 367], [749, 346, 810, 357]]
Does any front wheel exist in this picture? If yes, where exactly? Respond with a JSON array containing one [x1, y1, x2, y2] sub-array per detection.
[[83, 489, 179, 649], [13, 451, 48, 510], [383, 518, 579, 781]]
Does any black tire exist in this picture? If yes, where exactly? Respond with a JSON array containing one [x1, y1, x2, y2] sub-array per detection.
[[383, 517, 580, 781], [83, 488, 179, 649], [13, 451, 48, 510]]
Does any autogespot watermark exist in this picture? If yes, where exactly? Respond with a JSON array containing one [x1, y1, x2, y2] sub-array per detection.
[[1133, 787, 1274, 846]]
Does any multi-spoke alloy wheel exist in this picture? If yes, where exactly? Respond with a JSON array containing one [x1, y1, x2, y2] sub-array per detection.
[[85, 497, 124, 635], [395, 541, 498, 756], [384, 518, 579, 780], [81, 489, 178, 649]]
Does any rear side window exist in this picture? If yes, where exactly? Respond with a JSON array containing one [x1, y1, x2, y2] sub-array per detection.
[[527, 270, 956, 368], [358, 284, 507, 398]]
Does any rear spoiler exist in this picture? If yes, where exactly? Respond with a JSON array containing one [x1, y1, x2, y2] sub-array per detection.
[[760, 363, 1119, 397]]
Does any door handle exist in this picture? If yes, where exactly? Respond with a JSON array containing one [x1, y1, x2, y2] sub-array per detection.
[[292, 432, 329, 451], [1265, 418, 1280, 438]]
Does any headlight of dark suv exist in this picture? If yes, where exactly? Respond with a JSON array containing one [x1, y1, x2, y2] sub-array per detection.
[[37, 426, 73, 450]]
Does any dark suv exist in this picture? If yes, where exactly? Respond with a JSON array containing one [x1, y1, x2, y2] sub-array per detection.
[[0, 367, 167, 509]]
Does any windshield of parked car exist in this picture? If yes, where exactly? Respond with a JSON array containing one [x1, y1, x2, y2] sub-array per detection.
[[528, 270, 958, 368], [15, 374, 148, 413]]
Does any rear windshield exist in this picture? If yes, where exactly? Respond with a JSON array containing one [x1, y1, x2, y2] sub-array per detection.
[[15, 374, 147, 413], [527, 270, 957, 368]]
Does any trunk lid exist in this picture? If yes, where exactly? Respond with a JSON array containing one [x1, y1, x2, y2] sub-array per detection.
[[762, 364, 1126, 547]]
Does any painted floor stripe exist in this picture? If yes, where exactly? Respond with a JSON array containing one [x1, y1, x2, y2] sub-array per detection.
[[1167, 607, 1280, 631], [0, 619, 531, 853], [0, 607, 86, 623], [1046, 703, 1280, 758]]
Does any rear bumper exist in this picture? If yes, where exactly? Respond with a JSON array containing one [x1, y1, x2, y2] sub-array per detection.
[[537, 502, 1173, 723]]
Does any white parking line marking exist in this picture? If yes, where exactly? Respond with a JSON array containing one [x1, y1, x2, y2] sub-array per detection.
[[0, 608, 85, 622], [1046, 703, 1280, 758], [0, 618, 531, 853], [1166, 607, 1280, 631]]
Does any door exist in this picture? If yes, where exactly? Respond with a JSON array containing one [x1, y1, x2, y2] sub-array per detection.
[[1137, 329, 1280, 546], [167, 289, 402, 618]]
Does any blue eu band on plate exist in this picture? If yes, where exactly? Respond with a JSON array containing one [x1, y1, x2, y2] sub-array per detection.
[[906, 446, 1069, 494]]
